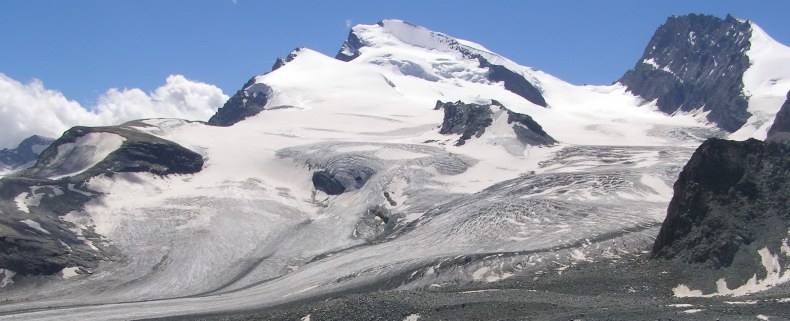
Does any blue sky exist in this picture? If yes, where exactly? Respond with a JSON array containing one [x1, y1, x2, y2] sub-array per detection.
[[1, 0, 789, 106]]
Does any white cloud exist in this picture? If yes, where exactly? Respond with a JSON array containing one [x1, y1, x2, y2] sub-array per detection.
[[345, 19, 352, 29], [0, 73, 228, 149]]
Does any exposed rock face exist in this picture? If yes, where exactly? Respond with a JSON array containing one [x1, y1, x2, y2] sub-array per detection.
[[311, 163, 376, 196], [619, 14, 752, 132], [335, 30, 366, 62], [0, 136, 54, 170], [272, 48, 304, 71], [0, 124, 203, 276], [21, 126, 203, 181], [767, 91, 790, 140], [477, 57, 547, 107], [496, 101, 557, 146], [436, 101, 494, 146], [207, 79, 270, 127], [312, 170, 346, 195], [437, 100, 556, 147], [652, 138, 790, 284]]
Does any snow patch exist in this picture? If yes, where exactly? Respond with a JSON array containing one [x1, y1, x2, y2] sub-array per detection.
[[642, 58, 659, 69], [14, 187, 45, 214], [471, 266, 490, 281], [570, 249, 588, 262], [59, 211, 100, 250], [731, 22, 790, 140], [674, 238, 790, 297], [668, 303, 694, 308], [725, 300, 759, 305], [48, 132, 126, 179], [60, 267, 81, 279], [459, 289, 499, 294], [403, 314, 420, 321], [0, 269, 16, 287], [20, 219, 50, 235], [14, 193, 29, 213]]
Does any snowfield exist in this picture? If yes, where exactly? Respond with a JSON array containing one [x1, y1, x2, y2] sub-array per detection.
[[0, 19, 789, 320]]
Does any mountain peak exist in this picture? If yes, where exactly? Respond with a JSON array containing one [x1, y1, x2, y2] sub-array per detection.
[[336, 19, 493, 62], [618, 14, 753, 132], [334, 19, 548, 107]]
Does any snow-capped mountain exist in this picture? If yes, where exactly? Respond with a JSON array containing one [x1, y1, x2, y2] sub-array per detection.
[[0, 135, 53, 176], [619, 14, 790, 139], [0, 15, 789, 320]]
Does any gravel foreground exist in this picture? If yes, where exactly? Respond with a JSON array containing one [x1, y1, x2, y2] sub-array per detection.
[[155, 253, 790, 321]]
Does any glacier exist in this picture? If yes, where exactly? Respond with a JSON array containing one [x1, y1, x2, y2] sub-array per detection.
[[0, 18, 789, 320]]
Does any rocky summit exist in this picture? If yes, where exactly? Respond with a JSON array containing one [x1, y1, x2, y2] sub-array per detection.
[[619, 14, 752, 132]]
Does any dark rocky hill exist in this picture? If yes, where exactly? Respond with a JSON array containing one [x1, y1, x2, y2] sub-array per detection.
[[767, 90, 790, 140], [652, 137, 790, 288]]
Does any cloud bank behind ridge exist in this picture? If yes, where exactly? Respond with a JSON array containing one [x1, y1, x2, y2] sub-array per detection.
[[0, 74, 228, 149]]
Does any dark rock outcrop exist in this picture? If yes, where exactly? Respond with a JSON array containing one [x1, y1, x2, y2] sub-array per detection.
[[312, 170, 346, 195], [0, 233, 73, 275], [272, 48, 304, 71], [437, 100, 557, 147], [207, 79, 270, 127], [0, 177, 107, 275], [312, 164, 376, 196], [0, 136, 54, 170], [20, 126, 203, 181], [652, 138, 790, 284], [436, 101, 494, 146], [619, 14, 752, 132], [335, 30, 366, 62], [498, 102, 557, 146], [477, 57, 547, 107], [767, 91, 790, 140]]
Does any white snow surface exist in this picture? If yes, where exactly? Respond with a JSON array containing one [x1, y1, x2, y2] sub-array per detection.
[[0, 19, 787, 321], [403, 314, 421, 321], [14, 187, 45, 214], [0, 269, 16, 288], [20, 219, 49, 235], [45, 132, 125, 179], [731, 22, 790, 140]]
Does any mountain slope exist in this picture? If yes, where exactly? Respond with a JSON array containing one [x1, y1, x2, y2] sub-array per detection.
[[0, 16, 788, 320]]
